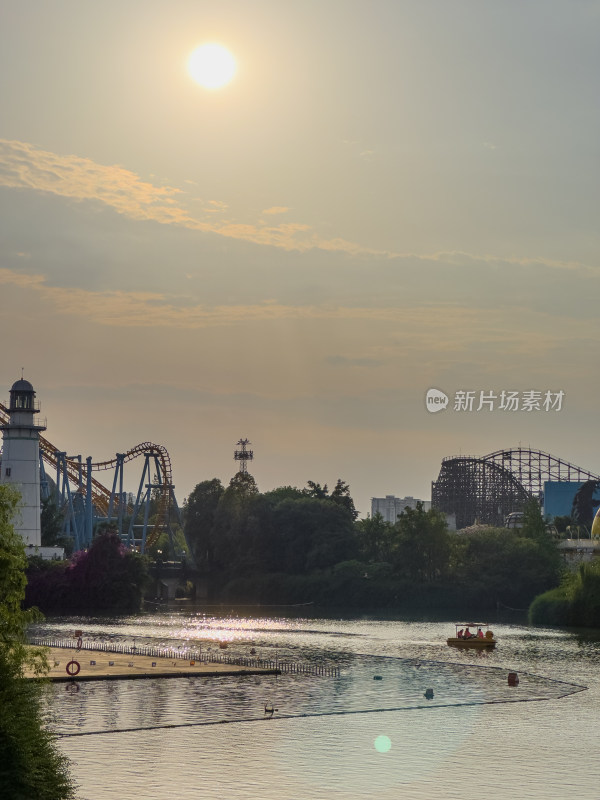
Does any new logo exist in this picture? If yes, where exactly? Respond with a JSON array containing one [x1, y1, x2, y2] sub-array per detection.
[[425, 388, 449, 413]]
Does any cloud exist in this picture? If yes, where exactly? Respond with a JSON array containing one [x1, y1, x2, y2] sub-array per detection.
[[325, 355, 384, 367], [0, 139, 392, 257], [205, 200, 229, 212], [0, 265, 596, 363], [1, 139, 597, 274], [427, 250, 597, 274], [0, 139, 193, 226], [262, 206, 290, 215]]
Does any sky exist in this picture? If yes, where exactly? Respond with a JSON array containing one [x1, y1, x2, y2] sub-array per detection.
[[1, 0, 599, 517]]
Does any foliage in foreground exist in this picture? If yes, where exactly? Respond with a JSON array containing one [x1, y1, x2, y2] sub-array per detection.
[[0, 485, 75, 799]]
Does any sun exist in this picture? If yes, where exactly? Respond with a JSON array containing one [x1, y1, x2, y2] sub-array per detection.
[[188, 43, 236, 90]]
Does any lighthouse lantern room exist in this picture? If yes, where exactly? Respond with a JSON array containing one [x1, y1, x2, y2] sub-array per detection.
[[0, 378, 46, 547]]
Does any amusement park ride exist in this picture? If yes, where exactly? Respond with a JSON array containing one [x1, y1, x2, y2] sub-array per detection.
[[432, 448, 600, 529], [0, 399, 182, 557]]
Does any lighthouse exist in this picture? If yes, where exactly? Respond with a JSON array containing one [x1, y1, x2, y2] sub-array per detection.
[[0, 378, 46, 547]]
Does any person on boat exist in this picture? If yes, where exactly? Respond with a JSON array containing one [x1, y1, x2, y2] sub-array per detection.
[[457, 629, 464, 639], [477, 628, 484, 638], [464, 627, 472, 639]]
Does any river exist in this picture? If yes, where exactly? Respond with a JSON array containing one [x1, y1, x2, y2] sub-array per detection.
[[37, 610, 600, 799]]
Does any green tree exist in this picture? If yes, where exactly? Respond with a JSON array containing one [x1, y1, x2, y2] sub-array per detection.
[[452, 525, 562, 608], [306, 480, 329, 499], [530, 560, 600, 627], [273, 497, 356, 573], [228, 471, 259, 496], [392, 503, 450, 582], [40, 496, 72, 555], [263, 485, 307, 505], [210, 473, 264, 574], [521, 498, 547, 540], [330, 479, 358, 520], [0, 485, 75, 799], [521, 498, 562, 573], [355, 512, 395, 563], [25, 530, 149, 614], [40, 495, 63, 546], [183, 478, 224, 565], [69, 530, 149, 611], [572, 480, 600, 528]]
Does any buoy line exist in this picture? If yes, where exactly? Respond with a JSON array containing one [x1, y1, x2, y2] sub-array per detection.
[[56, 689, 586, 739]]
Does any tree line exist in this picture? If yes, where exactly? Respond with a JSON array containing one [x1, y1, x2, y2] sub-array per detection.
[[184, 474, 563, 611]]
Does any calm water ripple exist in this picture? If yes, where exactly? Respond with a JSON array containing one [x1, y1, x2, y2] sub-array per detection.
[[36, 612, 600, 799]]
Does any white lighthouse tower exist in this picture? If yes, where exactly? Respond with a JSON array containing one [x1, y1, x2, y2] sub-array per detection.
[[0, 378, 46, 547]]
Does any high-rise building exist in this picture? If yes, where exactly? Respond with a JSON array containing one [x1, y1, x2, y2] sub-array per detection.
[[371, 495, 431, 524]]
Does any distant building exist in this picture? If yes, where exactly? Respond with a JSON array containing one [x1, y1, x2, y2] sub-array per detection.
[[371, 495, 431, 524]]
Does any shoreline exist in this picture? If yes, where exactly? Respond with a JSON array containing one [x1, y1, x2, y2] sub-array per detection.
[[25, 646, 279, 682]]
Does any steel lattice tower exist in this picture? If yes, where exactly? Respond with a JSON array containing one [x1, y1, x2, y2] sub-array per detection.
[[233, 438, 254, 475]]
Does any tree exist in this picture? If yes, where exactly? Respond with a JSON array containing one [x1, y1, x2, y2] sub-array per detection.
[[210, 473, 269, 575], [40, 495, 72, 554], [228, 471, 259, 496], [392, 503, 450, 582], [521, 498, 548, 540], [25, 530, 149, 613], [183, 478, 224, 565], [572, 480, 600, 529], [0, 484, 75, 798], [263, 485, 307, 505], [306, 480, 329, 499], [330, 479, 358, 520], [355, 512, 395, 563], [452, 525, 562, 608], [530, 559, 600, 627], [273, 497, 357, 573], [68, 530, 149, 611], [521, 498, 562, 573]]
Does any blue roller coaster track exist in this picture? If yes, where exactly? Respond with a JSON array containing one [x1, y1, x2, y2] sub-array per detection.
[[0, 402, 184, 556]]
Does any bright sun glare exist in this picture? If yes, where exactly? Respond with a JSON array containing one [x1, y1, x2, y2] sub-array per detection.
[[188, 43, 236, 90]]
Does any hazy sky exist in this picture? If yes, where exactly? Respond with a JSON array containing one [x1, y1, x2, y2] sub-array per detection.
[[1, 0, 598, 516]]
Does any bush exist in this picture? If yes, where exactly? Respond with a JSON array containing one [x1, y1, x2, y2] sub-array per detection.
[[528, 588, 571, 626], [25, 531, 150, 613], [529, 561, 600, 627]]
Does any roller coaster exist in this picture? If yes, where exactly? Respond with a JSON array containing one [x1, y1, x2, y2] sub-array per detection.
[[0, 402, 182, 556], [432, 447, 600, 529]]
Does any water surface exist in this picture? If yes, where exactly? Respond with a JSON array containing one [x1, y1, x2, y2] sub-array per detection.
[[38, 612, 600, 799]]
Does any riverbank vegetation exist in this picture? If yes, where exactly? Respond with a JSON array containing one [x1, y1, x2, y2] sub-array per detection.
[[25, 530, 150, 614], [0, 485, 75, 799], [184, 477, 562, 613], [529, 561, 600, 627]]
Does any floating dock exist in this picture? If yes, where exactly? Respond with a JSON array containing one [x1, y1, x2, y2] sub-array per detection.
[[26, 647, 279, 682]]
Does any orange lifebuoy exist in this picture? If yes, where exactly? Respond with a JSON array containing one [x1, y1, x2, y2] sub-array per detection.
[[66, 660, 81, 677]]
